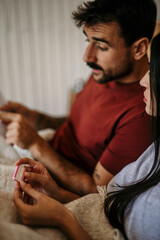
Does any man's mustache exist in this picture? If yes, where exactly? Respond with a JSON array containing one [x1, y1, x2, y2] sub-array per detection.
[[87, 62, 103, 71]]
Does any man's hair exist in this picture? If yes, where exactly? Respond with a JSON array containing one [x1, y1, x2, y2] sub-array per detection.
[[72, 0, 157, 46]]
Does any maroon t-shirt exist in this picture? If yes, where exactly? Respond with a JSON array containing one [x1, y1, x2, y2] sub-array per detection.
[[51, 76, 152, 175]]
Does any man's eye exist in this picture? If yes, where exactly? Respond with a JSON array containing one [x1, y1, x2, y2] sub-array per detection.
[[98, 46, 108, 51], [96, 43, 107, 51]]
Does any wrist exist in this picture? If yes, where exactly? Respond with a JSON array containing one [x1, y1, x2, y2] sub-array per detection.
[[28, 109, 39, 129], [60, 210, 77, 236], [60, 211, 91, 240], [29, 135, 45, 157]]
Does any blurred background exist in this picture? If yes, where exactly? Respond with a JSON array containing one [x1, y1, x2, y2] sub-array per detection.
[[0, 0, 160, 116]]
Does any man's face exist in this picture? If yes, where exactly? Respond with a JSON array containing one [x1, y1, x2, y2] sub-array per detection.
[[83, 22, 134, 84]]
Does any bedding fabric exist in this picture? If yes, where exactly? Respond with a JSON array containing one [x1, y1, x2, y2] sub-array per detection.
[[0, 135, 124, 240]]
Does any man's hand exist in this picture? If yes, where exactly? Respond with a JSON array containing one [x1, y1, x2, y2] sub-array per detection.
[[0, 101, 38, 126], [0, 101, 67, 130], [0, 112, 41, 149], [0, 101, 30, 115]]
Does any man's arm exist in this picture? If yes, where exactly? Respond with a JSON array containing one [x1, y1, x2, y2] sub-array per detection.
[[30, 137, 114, 197], [0, 101, 67, 130], [0, 111, 114, 201], [35, 112, 67, 130]]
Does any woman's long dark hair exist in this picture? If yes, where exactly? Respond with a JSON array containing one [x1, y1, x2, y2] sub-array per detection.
[[104, 33, 160, 240]]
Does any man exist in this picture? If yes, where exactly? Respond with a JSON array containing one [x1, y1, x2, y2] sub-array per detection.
[[0, 0, 157, 200]]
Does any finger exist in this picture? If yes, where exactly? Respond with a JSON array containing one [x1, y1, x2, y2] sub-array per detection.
[[5, 135, 19, 145], [13, 183, 24, 207], [23, 192, 30, 204], [13, 183, 33, 213], [0, 101, 18, 111], [5, 128, 17, 138], [6, 121, 19, 131], [0, 112, 20, 122], [5, 135, 17, 145], [0, 102, 10, 111], [23, 192, 34, 205], [15, 158, 37, 166], [20, 180, 40, 200], [25, 166, 33, 173], [24, 172, 46, 185]]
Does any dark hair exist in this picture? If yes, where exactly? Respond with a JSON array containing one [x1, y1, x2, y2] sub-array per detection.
[[104, 33, 160, 240], [72, 0, 157, 46]]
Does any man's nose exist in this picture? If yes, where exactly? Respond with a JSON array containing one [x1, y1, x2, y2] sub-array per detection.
[[83, 44, 97, 63]]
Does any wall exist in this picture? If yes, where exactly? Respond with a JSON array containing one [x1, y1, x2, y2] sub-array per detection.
[[0, 0, 160, 115], [155, 0, 160, 21], [0, 0, 90, 115]]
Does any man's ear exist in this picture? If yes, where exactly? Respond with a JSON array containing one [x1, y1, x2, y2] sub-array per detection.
[[132, 38, 149, 60]]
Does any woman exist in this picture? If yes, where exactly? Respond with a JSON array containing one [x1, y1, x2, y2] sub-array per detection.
[[13, 33, 160, 240], [105, 33, 160, 240]]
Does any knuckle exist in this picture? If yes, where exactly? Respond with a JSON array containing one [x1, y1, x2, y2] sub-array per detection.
[[16, 114, 23, 122]]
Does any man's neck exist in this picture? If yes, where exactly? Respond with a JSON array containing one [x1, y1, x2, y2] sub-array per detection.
[[116, 56, 149, 84]]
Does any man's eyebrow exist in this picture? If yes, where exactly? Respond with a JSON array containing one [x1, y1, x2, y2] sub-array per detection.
[[92, 37, 111, 46], [83, 30, 111, 47]]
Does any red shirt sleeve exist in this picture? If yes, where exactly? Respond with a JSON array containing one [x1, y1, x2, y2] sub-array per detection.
[[100, 112, 152, 175]]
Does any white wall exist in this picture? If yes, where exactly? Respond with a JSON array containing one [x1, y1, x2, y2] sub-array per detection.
[[0, 0, 90, 115], [0, 0, 159, 116], [155, 0, 160, 21]]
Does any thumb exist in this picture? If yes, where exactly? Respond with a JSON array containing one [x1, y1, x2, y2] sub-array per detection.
[[0, 112, 19, 122], [20, 180, 40, 200]]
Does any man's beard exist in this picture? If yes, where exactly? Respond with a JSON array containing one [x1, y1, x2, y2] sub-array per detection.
[[87, 57, 133, 84]]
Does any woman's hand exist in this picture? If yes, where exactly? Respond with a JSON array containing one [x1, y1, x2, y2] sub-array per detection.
[[13, 181, 69, 226], [16, 158, 63, 202], [13, 181, 91, 240]]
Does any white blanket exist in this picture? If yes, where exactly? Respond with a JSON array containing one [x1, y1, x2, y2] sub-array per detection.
[[0, 135, 124, 240]]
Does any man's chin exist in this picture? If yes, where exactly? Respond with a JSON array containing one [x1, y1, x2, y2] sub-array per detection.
[[92, 73, 109, 84], [92, 73, 103, 82]]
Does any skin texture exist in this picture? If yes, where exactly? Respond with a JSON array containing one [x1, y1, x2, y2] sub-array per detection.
[[13, 181, 92, 240], [140, 71, 154, 116], [15, 158, 79, 203], [83, 23, 134, 84], [0, 21, 149, 200], [0, 19, 151, 238]]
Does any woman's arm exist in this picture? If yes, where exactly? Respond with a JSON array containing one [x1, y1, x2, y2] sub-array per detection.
[[13, 181, 92, 240]]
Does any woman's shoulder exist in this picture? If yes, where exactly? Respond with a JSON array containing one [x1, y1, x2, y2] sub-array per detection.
[[107, 142, 160, 240], [125, 182, 160, 240], [107, 143, 155, 192]]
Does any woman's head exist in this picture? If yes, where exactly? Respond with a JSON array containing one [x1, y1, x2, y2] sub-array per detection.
[[105, 33, 160, 240], [140, 33, 160, 117]]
